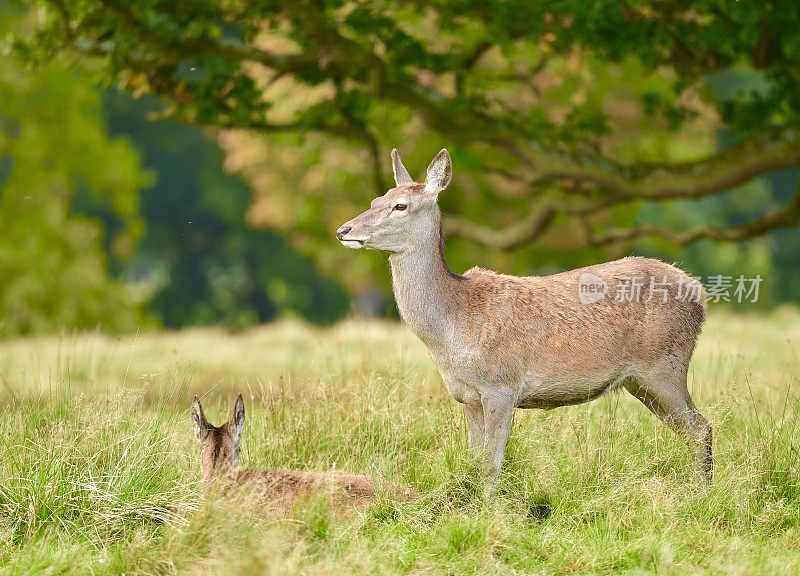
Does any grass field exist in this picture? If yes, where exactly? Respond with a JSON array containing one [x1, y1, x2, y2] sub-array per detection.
[[1, 308, 799, 575]]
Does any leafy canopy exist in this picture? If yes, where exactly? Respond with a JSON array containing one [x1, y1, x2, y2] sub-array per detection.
[[16, 0, 800, 287]]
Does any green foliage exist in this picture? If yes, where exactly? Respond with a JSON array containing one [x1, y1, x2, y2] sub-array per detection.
[[13, 0, 800, 302], [21, 0, 800, 135], [1, 313, 800, 573], [0, 4, 151, 336]]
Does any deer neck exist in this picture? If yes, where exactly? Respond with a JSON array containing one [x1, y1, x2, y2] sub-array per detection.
[[389, 218, 461, 348]]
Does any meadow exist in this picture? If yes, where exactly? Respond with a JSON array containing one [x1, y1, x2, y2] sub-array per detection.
[[0, 309, 799, 575]]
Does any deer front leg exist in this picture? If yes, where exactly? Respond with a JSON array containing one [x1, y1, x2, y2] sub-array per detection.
[[464, 403, 485, 454], [481, 392, 516, 494]]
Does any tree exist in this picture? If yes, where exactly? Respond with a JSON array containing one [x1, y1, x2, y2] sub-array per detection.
[[0, 3, 150, 336], [18, 0, 800, 290]]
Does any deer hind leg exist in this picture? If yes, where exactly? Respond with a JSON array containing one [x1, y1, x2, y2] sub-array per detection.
[[624, 369, 713, 480]]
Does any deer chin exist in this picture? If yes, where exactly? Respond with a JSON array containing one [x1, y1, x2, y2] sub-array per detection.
[[340, 238, 367, 249]]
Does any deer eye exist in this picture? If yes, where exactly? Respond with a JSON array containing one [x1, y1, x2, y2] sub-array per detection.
[[393, 203, 408, 212]]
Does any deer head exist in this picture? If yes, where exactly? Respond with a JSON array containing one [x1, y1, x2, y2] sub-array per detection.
[[336, 149, 452, 253], [191, 394, 245, 485]]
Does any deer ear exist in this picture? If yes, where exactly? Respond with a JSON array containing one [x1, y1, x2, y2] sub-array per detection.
[[424, 149, 452, 195], [391, 148, 414, 186], [191, 396, 210, 441], [229, 393, 245, 442]]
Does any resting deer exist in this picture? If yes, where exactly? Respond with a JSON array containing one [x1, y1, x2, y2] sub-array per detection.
[[336, 148, 712, 492], [191, 394, 378, 506]]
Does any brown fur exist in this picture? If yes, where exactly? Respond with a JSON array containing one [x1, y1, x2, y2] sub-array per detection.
[[191, 395, 392, 508], [337, 148, 713, 490]]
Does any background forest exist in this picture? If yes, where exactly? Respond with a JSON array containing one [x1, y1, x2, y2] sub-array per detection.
[[1, 1, 799, 336]]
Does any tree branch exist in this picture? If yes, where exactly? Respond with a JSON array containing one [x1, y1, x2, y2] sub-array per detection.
[[444, 177, 800, 250], [444, 203, 557, 250], [585, 184, 800, 246], [514, 130, 800, 201]]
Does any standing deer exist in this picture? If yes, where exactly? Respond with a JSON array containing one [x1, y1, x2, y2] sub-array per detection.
[[336, 148, 712, 492]]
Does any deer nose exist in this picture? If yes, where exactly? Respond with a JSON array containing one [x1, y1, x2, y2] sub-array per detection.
[[336, 225, 352, 240]]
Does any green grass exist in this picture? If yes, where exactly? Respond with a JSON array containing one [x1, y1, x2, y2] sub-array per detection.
[[1, 309, 799, 574]]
